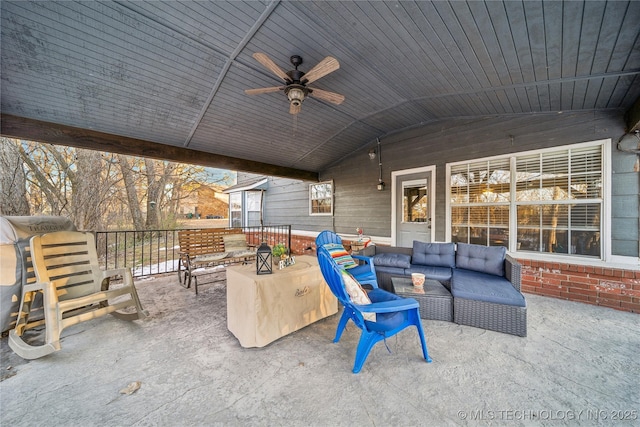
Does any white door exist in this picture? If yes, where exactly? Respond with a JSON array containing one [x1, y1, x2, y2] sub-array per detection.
[[392, 166, 436, 247]]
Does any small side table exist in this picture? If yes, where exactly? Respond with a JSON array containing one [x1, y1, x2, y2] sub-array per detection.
[[392, 277, 453, 322], [349, 242, 366, 253]]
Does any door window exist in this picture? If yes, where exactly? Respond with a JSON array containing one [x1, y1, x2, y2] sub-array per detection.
[[403, 180, 428, 223]]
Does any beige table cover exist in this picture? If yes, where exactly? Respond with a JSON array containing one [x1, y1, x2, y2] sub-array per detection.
[[226, 255, 338, 348]]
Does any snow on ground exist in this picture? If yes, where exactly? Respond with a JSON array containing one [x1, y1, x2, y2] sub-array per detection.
[[132, 259, 227, 277]]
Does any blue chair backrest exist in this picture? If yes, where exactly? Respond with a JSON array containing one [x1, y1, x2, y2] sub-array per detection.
[[317, 247, 349, 302], [317, 247, 367, 329], [316, 230, 342, 247]]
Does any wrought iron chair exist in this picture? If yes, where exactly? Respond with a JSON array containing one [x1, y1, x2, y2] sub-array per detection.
[[9, 231, 148, 359], [317, 247, 431, 373], [315, 230, 378, 287]]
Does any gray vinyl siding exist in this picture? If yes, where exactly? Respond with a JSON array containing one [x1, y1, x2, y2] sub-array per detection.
[[247, 111, 638, 258], [234, 173, 333, 231]]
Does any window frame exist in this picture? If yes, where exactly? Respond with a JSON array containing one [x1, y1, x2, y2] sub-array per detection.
[[245, 190, 263, 227], [309, 180, 334, 216], [446, 139, 610, 261], [229, 192, 242, 228]]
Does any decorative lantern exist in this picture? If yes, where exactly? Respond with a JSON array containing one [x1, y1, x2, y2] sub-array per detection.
[[256, 242, 273, 275]]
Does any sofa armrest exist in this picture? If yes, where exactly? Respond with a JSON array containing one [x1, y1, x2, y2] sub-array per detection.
[[360, 245, 376, 257], [505, 255, 522, 292], [373, 245, 413, 256]]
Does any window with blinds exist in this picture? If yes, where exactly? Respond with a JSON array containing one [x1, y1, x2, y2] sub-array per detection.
[[450, 158, 510, 247], [450, 142, 603, 258]]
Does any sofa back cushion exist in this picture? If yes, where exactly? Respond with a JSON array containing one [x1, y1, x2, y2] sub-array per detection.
[[372, 252, 411, 269], [455, 243, 506, 277], [412, 241, 456, 268]]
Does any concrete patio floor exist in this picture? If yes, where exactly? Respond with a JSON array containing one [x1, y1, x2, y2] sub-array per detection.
[[1, 270, 639, 426]]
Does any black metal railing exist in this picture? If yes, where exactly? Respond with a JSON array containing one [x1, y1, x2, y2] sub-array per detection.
[[94, 225, 291, 278]]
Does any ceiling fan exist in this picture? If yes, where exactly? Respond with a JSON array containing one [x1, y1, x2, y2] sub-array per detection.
[[245, 53, 345, 115]]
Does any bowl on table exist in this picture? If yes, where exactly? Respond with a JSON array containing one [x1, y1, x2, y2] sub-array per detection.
[[411, 273, 425, 288]]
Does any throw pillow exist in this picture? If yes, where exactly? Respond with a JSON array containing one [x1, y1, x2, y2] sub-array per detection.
[[322, 243, 358, 269], [340, 270, 375, 321]]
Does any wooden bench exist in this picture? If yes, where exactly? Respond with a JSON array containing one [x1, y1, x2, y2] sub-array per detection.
[[178, 228, 256, 294]]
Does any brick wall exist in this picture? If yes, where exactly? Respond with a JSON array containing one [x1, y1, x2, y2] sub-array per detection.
[[288, 235, 364, 257], [518, 259, 640, 314], [289, 235, 317, 256]]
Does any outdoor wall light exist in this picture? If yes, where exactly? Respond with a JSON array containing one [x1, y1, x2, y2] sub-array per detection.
[[368, 149, 376, 160], [617, 131, 640, 154], [376, 138, 384, 191]]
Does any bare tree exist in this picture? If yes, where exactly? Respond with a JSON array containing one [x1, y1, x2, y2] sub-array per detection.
[[18, 143, 120, 230], [119, 157, 184, 230], [71, 149, 110, 230], [117, 154, 145, 230], [18, 142, 68, 215], [13, 140, 229, 231], [144, 158, 176, 229], [0, 138, 30, 215]]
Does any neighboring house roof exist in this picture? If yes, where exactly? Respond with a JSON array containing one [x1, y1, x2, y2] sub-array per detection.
[[223, 177, 268, 193]]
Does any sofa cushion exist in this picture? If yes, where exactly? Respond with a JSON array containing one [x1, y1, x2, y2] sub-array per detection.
[[412, 241, 456, 268], [455, 243, 506, 276], [409, 265, 453, 283], [451, 269, 526, 307], [373, 252, 411, 269]]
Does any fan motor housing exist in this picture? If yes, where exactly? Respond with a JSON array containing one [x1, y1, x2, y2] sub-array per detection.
[[286, 69, 305, 83]]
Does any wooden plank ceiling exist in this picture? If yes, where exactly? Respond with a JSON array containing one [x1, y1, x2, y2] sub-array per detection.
[[1, 1, 639, 179]]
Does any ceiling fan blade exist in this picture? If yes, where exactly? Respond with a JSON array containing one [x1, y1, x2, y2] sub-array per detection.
[[252, 53, 291, 82], [289, 103, 301, 115], [244, 86, 284, 95], [309, 88, 345, 105], [302, 56, 340, 84]]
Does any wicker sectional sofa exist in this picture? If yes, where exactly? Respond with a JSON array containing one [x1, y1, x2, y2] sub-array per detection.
[[361, 241, 527, 337]]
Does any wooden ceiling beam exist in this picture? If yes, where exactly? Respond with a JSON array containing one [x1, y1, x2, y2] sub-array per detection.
[[0, 114, 318, 182]]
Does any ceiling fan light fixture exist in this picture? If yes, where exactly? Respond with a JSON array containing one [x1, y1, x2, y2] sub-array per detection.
[[247, 53, 343, 114], [286, 86, 305, 106]]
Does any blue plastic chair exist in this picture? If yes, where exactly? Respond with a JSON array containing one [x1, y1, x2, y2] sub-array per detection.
[[317, 247, 431, 373], [315, 230, 378, 287]]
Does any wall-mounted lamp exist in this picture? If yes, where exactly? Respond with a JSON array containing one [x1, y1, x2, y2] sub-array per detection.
[[376, 138, 384, 191], [617, 131, 640, 154], [368, 149, 376, 160]]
